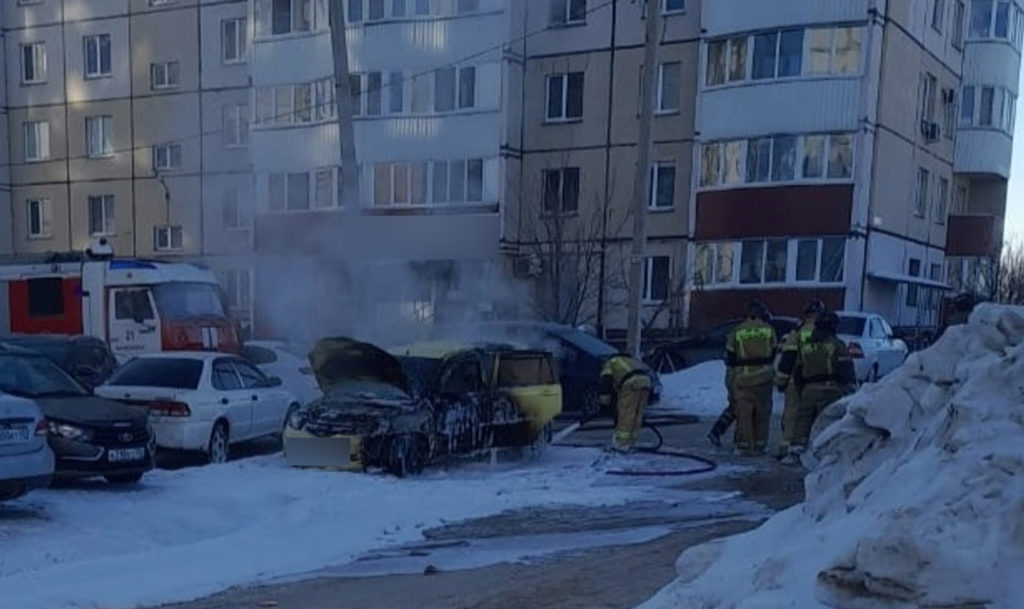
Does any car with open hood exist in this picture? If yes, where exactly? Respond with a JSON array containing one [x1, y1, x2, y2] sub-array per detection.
[[283, 338, 562, 476]]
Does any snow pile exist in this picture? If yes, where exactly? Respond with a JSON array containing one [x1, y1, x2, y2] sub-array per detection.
[[658, 361, 728, 417], [0, 447, 660, 609], [639, 303, 1024, 609]]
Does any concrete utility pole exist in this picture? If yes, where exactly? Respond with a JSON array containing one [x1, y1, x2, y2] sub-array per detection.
[[329, 0, 361, 212], [626, 0, 661, 357]]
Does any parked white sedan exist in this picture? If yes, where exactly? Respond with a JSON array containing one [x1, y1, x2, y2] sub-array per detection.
[[835, 311, 909, 383], [242, 341, 322, 406], [0, 391, 54, 501], [96, 352, 299, 464]]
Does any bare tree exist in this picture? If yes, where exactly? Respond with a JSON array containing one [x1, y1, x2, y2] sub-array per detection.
[[996, 238, 1024, 305], [609, 253, 685, 334]]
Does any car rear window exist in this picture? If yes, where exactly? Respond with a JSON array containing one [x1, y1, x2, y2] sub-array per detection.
[[497, 355, 557, 387], [107, 358, 203, 390], [836, 316, 867, 336]]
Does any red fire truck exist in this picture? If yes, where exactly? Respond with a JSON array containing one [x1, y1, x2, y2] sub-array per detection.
[[0, 244, 241, 360]]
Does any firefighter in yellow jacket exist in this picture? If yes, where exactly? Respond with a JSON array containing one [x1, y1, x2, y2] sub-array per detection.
[[725, 301, 778, 455], [774, 298, 826, 460], [598, 354, 653, 452]]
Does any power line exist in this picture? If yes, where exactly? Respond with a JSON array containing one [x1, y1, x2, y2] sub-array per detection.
[[3, 0, 617, 171]]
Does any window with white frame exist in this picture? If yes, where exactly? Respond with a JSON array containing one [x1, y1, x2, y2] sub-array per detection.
[[268, 172, 311, 210], [23, 120, 50, 162], [83, 34, 112, 78], [915, 167, 930, 217], [969, 0, 1016, 41], [222, 18, 247, 63], [705, 36, 747, 86], [153, 143, 182, 171], [388, 71, 404, 114], [85, 115, 113, 158], [550, 0, 587, 26], [643, 256, 671, 302], [542, 167, 580, 214], [663, 0, 684, 14], [751, 29, 804, 79], [954, 183, 968, 213], [222, 186, 244, 229], [933, 0, 946, 31], [347, 0, 363, 21], [936, 177, 949, 224], [546, 72, 584, 121], [257, 0, 317, 36], [88, 194, 115, 236], [656, 62, 681, 112], [154, 225, 184, 251], [943, 88, 957, 137], [920, 72, 937, 124], [220, 269, 252, 312], [649, 162, 676, 209], [708, 26, 859, 86], [739, 239, 788, 284], [314, 168, 335, 208], [427, 158, 485, 204], [953, 0, 966, 47], [700, 133, 853, 188], [906, 258, 922, 306], [698, 237, 844, 286], [961, 84, 1016, 132], [223, 104, 249, 147], [255, 78, 335, 126], [807, 26, 862, 74], [693, 242, 737, 285], [151, 61, 180, 89], [795, 238, 846, 284], [20, 42, 46, 84], [434, 66, 476, 112], [374, 162, 424, 206], [26, 198, 51, 239]]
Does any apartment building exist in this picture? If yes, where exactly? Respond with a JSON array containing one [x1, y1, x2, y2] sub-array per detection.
[[247, 0, 522, 338], [0, 13, 9, 256], [0, 0, 253, 326]]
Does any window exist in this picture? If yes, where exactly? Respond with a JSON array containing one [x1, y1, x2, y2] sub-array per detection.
[[152, 143, 182, 170], [802, 135, 825, 178], [954, 183, 968, 213], [746, 137, 771, 183], [738, 239, 787, 284], [410, 73, 430, 113], [968, 0, 1015, 38], [26, 198, 51, 239], [369, 0, 385, 20], [457, 0, 480, 13], [915, 168, 930, 217], [415, 0, 430, 15], [542, 167, 580, 214], [429, 159, 484, 204], [796, 239, 819, 282], [821, 238, 845, 282], [151, 61, 180, 89], [643, 256, 671, 302], [933, 0, 946, 31], [154, 226, 184, 251], [722, 140, 743, 184], [458, 66, 476, 109], [221, 270, 252, 311], [827, 134, 853, 179], [264, 0, 314, 34], [648, 163, 675, 209], [83, 34, 112, 78], [546, 72, 584, 121], [20, 42, 46, 83], [921, 73, 937, 123], [936, 177, 949, 224], [223, 104, 249, 147], [706, 40, 727, 86], [808, 26, 862, 74], [702, 132, 854, 187], [88, 195, 115, 236], [961, 86, 975, 123], [695, 243, 737, 286], [907, 259, 922, 306], [771, 135, 797, 181], [995, 0, 1010, 37], [222, 18, 247, 63], [728, 36, 747, 82], [347, 0, 363, 22], [222, 187, 244, 229], [23, 121, 50, 162], [657, 62, 680, 112], [705, 36, 747, 85], [752, 32, 778, 80], [663, 0, 684, 13], [943, 89, 957, 137], [85, 116, 113, 158], [392, 0, 407, 17], [953, 0, 966, 47], [550, 0, 587, 26], [315, 168, 335, 208], [980, 86, 994, 125], [700, 143, 721, 187], [389, 71, 404, 114]]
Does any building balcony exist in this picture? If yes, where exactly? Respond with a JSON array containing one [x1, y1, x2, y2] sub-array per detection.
[[701, 0, 869, 36], [962, 40, 1022, 92], [695, 184, 853, 240], [954, 128, 1013, 179], [945, 214, 1003, 258]]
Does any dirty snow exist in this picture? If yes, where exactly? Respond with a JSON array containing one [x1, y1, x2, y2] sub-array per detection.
[[639, 303, 1024, 609], [0, 447, 665, 609], [657, 361, 729, 417]]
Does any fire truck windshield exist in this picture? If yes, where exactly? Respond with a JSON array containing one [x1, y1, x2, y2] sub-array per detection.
[[151, 282, 227, 321]]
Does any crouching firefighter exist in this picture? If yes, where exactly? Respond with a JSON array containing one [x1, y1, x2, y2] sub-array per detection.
[[598, 354, 653, 452], [777, 312, 856, 465], [725, 301, 778, 456]]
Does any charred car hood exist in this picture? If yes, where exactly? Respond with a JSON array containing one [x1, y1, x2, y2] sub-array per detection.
[[309, 337, 413, 394], [35, 395, 148, 427]]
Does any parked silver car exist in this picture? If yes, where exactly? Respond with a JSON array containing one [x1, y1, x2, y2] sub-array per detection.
[[0, 392, 55, 501]]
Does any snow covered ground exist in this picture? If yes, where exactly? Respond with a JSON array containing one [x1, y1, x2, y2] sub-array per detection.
[[657, 361, 729, 417], [639, 303, 1024, 609], [0, 446, 718, 609]]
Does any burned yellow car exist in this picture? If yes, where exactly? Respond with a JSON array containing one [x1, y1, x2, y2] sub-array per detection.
[[283, 338, 562, 476]]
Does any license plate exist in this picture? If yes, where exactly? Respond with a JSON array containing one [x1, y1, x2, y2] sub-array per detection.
[[108, 447, 146, 462], [0, 427, 30, 444], [286, 437, 351, 468]]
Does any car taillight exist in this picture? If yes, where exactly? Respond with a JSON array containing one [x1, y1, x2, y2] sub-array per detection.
[[35, 419, 48, 436], [848, 342, 865, 358], [149, 400, 191, 417]]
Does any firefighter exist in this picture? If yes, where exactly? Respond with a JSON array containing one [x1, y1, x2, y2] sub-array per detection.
[[724, 301, 778, 456], [785, 312, 856, 463], [598, 353, 653, 452], [774, 298, 827, 461]]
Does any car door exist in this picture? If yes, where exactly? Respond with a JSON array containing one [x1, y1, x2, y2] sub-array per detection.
[[107, 288, 161, 360], [210, 358, 253, 441], [232, 358, 286, 436], [492, 351, 562, 435], [435, 354, 487, 454]]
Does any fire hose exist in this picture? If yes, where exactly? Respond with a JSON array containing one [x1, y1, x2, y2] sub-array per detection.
[[551, 415, 718, 477]]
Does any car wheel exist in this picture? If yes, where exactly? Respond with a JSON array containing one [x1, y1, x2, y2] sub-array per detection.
[[105, 472, 144, 485], [206, 421, 230, 465], [387, 435, 426, 478]]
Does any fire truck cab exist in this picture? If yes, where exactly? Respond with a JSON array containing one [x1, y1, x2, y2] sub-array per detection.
[[0, 244, 240, 361]]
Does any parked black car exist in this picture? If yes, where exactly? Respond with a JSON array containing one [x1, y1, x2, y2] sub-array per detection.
[[0, 334, 118, 390], [433, 322, 662, 419], [644, 316, 802, 374], [0, 344, 153, 485]]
